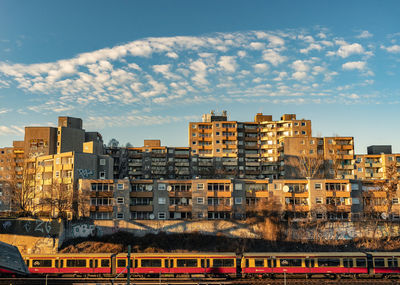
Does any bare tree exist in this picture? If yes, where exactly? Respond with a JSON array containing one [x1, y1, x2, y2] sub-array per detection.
[[8, 158, 36, 216]]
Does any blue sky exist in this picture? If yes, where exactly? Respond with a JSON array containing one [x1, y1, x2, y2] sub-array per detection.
[[0, 0, 399, 153]]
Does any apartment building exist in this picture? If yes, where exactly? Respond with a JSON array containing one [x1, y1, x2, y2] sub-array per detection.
[[0, 141, 24, 213], [354, 153, 400, 180], [282, 136, 355, 179], [27, 151, 113, 217], [106, 140, 191, 180], [81, 178, 377, 221]]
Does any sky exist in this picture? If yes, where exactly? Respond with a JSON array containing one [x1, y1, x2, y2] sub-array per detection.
[[0, 0, 399, 154]]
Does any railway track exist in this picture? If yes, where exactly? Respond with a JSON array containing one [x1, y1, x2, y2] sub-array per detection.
[[1, 277, 400, 285]]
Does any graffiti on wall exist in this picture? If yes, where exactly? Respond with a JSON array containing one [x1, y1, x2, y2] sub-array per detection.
[[71, 223, 103, 238], [0, 219, 59, 237], [78, 169, 94, 179]]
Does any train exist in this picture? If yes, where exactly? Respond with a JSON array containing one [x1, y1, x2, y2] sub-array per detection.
[[19, 251, 400, 279]]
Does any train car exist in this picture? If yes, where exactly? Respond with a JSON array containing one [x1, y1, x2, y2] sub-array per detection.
[[242, 252, 370, 278], [369, 252, 400, 276], [115, 252, 237, 277], [24, 253, 113, 276]]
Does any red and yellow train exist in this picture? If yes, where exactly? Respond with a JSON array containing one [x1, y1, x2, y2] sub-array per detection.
[[19, 252, 400, 279]]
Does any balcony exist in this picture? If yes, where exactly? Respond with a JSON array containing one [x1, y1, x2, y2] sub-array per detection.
[[175, 162, 190, 167], [207, 205, 232, 212], [130, 205, 153, 212], [207, 191, 231, 198], [129, 162, 142, 167], [326, 205, 351, 212], [284, 192, 309, 198], [286, 205, 310, 212], [91, 205, 113, 212], [245, 162, 260, 167], [44, 166, 53, 172], [222, 161, 237, 166], [169, 191, 192, 198], [62, 177, 72, 184], [63, 164, 73, 170], [43, 179, 53, 186], [245, 153, 259, 158], [130, 191, 153, 198], [169, 205, 192, 212]]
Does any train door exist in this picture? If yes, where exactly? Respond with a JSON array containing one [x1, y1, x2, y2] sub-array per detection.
[[366, 254, 373, 275], [305, 258, 314, 273], [268, 258, 276, 274], [111, 254, 116, 275]]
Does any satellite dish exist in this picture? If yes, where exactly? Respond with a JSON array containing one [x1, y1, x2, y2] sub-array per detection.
[[149, 214, 155, 220], [146, 185, 153, 191], [182, 198, 187, 204], [381, 212, 388, 220], [283, 185, 290, 193], [167, 185, 172, 192]]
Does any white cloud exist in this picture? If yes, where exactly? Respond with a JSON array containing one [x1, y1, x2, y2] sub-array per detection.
[[218, 56, 237, 72], [300, 43, 323, 54], [249, 42, 265, 50], [292, 60, 310, 72], [357, 31, 373, 39], [381, 44, 400, 53], [336, 43, 365, 58], [0, 125, 24, 135], [292, 71, 307, 81], [166, 52, 178, 59], [342, 61, 366, 70], [253, 63, 269, 73], [262, 50, 287, 66], [237, 50, 246, 58]]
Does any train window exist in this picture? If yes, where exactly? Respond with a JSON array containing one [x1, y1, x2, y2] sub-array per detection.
[[317, 259, 340, 267], [60, 260, 64, 268], [55, 260, 59, 268], [255, 259, 264, 267], [374, 258, 385, 267], [279, 259, 302, 267], [117, 259, 126, 267], [66, 259, 86, 267], [201, 259, 205, 268], [101, 259, 110, 267], [356, 258, 366, 267], [95, 260, 98, 268], [141, 259, 162, 267], [343, 259, 352, 268], [25, 260, 30, 267], [135, 259, 138, 268], [207, 259, 210, 268], [305, 259, 314, 268], [388, 258, 398, 268], [177, 259, 198, 267], [213, 259, 234, 267], [89, 260, 93, 268], [32, 259, 52, 267], [245, 259, 249, 268]]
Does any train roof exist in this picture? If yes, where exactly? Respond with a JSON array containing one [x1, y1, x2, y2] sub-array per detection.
[[0, 241, 30, 275], [242, 252, 367, 257], [367, 252, 400, 257], [23, 252, 237, 258]]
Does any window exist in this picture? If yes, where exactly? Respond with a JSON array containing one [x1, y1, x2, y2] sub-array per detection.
[[216, 132, 220, 136], [316, 197, 323, 204], [158, 184, 166, 191], [141, 259, 162, 267], [66, 259, 86, 267], [235, 197, 242, 205], [116, 213, 124, 219], [117, 183, 124, 190], [301, 122, 306, 126], [177, 259, 197, 267], [393, 198, 399, 204], [158, 212, 166, 219], [55, 171, 60, 178], [213, 259, 234, 267], [101, 259, 110, 267], [100, 159, 106, 165], [197, 197, 204, 204], [32, 259, 52, 267], [301, 131, 306, 135], [56, 158, 60, 164], [158, 197, 166, 205], [315, 183, 322, 190], [279, 259, 302, 267], [99, 171, 105, 179], [197, 183, 204, 190], [117, 197, 124, 204], [317, 259, 340, 267], [235, 184, 243, 191]]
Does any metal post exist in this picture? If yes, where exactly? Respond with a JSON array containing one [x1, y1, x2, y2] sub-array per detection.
[[127, 245, 131, 285], [284, 271, 286, 285]]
